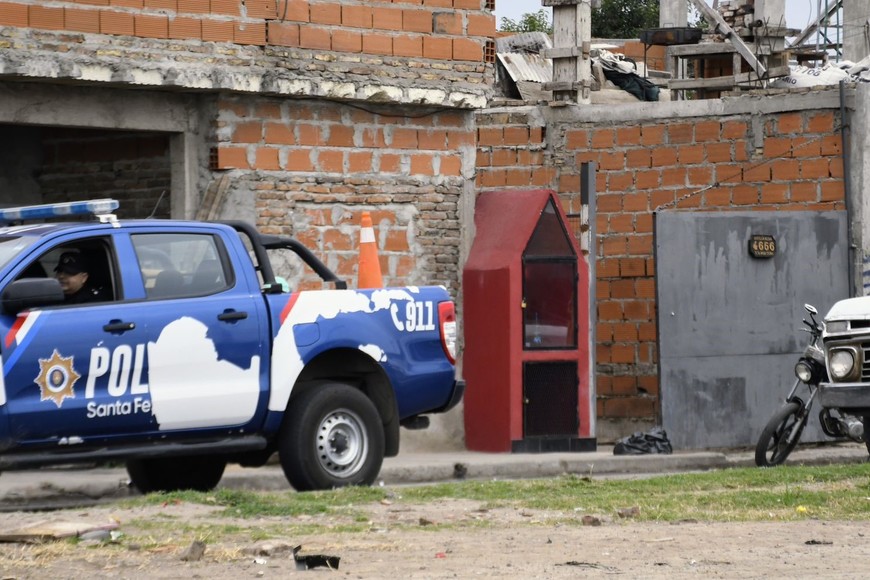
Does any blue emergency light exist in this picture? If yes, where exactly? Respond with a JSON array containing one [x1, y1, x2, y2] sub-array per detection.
[[0, 199, 119, 223]]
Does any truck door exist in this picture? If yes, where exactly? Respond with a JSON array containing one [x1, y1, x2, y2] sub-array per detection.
[[126, 231, 268, 432], [0, 235, 158, 444]]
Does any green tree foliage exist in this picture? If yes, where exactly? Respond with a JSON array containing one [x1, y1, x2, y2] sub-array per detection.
[[591, 0, 659, 38], [688, 5, 710, 30], [499, 9, 553, 34]]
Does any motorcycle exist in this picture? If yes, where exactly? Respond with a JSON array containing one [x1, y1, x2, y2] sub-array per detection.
[[754, 304, 867, 467]]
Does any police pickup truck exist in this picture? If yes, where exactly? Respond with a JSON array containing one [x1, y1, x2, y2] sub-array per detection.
[[0, 200, 462, 492]]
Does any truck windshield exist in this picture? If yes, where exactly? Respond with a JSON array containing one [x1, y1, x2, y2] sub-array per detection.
[[0, 236, 38, 271]]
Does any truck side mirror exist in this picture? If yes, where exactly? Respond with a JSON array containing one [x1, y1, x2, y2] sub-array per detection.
[[2, 278, 65, 315]]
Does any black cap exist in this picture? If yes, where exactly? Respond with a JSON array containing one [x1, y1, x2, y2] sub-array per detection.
[[54, 251, 88, 275]]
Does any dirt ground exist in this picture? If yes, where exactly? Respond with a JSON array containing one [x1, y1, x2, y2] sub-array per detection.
[[0, 497, 868, 579]]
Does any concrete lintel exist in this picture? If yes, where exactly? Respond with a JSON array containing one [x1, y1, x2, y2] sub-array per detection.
[[0, 49, 490, 111], [0, 82, 195, 133]]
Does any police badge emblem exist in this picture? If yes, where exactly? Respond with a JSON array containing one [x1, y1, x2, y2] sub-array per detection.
[[35, 349, 81, 408]]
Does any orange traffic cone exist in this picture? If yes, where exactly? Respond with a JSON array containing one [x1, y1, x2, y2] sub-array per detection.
[[357, 211, 383, 289]]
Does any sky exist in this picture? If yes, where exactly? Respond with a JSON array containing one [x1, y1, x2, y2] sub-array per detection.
[[493, 1, 822, 36]]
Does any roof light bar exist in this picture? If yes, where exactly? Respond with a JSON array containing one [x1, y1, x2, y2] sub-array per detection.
[[0, 199, 119, 223]]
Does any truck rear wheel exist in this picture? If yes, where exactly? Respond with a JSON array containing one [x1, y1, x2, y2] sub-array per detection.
[[279, 382, 385, 491], [127, 456, 226, 493]]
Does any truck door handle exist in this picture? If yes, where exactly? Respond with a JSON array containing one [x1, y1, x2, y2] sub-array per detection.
[[104, 320, 135, 333], [217, 310, 247, 322]]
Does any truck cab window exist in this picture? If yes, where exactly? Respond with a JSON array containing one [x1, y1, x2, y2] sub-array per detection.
[[132, 233, 231, 299], [15, 238, 116, 305]]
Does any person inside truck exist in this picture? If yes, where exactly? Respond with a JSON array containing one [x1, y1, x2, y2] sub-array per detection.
[[53, 250, 109, 304]]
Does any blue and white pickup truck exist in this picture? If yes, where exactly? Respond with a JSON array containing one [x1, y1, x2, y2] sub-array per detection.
[[0, 200, 463, 492]]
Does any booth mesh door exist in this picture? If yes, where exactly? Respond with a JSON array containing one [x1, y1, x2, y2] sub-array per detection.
[[523, 361, 579, 437]]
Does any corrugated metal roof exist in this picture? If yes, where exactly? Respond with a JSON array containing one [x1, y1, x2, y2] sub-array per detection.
[[495, 31, 552, 54], [497, 52, 552, 84]]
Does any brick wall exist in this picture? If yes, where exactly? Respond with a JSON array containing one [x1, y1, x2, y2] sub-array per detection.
[[617, 41, 666, 74], [0, 1, 495, 108], [0, 0, 491, 294], [0, 0, 494, 59], [218, 95, 474, 292], [38, 129, 171, 219], [476, 104, 845, 432]]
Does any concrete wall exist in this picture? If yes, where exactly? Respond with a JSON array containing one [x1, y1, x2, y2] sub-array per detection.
[[844, 0, 870, 62], [476, 88, 850, 440]]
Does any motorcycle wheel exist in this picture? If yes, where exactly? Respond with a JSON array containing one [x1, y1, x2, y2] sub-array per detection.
[[755, 401, 807, 467]]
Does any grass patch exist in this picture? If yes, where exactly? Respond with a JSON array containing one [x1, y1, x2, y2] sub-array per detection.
[[123, 463, 870, 527]]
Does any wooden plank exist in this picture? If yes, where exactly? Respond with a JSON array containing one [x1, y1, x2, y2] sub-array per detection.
[[551, 3, 577, 103], [543, 81, 582, 91], [577, 0, 591, 101], [544, 47, 581, 59], [549, 0, 592, 104], [196, 174, 231, 221], [755, 65, 791, 79], [0, 521, 119, 543], [195, 179, 219, 221], [206, 175, 231, 221], [686, 0, 767, 76], [669, 42, 770, 58], [669, 76, 739, 90], [669, 43, 737, 57], [669, 66, 790, 90]]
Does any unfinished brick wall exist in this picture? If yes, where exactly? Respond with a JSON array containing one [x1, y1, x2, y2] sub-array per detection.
[[218, 95, 474, 292], [39, 130, 171, 219], [476, 104, 846, 434], [617, 41, 666, 74], [0, 0, 495, 102], [0, 0, 492, 294], [0, 0, 494, 59]]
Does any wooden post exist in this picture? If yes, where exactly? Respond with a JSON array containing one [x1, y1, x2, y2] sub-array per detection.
[[542, 0, 591, 105], [687, 0, 767, 76]]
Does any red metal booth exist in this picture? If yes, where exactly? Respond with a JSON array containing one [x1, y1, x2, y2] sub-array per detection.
[[463, 189, 595, 452]]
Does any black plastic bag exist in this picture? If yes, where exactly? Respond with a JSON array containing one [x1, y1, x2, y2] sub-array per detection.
[[613, 427, 673, 455]]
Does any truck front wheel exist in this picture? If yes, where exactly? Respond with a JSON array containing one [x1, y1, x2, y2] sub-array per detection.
[[279, 383, 385, 491]]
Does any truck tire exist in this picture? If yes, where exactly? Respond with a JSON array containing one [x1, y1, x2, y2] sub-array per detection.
[[279, 382, 385, 491], [127, 456, 226, 493]]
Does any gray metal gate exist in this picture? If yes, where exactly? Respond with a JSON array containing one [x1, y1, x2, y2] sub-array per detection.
[[656, 211, 849, 449]]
